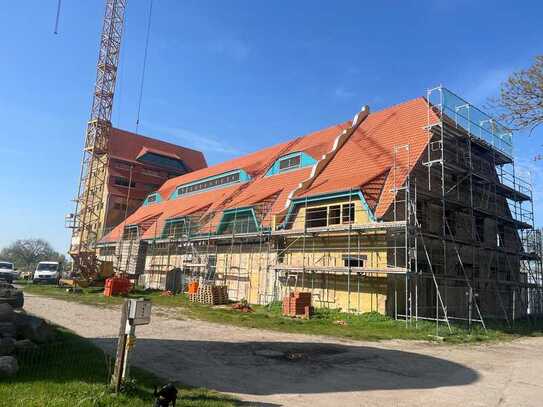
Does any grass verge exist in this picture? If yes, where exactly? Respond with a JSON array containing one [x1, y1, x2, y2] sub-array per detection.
[[20, 281, 543, 344], [0, 327, 237, 407]]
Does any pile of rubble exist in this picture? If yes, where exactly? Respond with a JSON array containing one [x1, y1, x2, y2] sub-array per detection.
[[0, 291, 55, 378]]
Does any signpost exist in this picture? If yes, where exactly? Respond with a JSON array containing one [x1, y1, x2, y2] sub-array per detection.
[[111, 298, 152, 392]]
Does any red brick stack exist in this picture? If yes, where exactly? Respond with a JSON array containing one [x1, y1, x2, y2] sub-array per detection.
[[282, 292, 313, 318]]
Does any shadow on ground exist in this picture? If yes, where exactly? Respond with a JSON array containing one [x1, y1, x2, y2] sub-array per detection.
[[93, 338, 478, 396]]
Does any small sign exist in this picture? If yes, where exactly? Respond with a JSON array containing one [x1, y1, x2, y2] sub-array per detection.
[[128, 299, 152, 325]]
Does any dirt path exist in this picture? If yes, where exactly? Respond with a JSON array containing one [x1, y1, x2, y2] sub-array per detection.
[[23, 293, 543, 407]]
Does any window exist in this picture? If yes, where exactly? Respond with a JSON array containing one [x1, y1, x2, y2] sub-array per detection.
[[342, 203, 355, 224], [219, 211, 258, 234], [100, 246, 116, 257], [306, 207, 328, 228], [328, 205, 341, 225], [114, 177, 136, 188], [343, 255, 367, 268], [137, 152, 187, 172], [176, 171, 241, 197], [162, 219, 187, 239], [146, 194, 157, 204], [278, 155, 301, 172], [123, 225, 138, 239], [305, 203, 356, 229]]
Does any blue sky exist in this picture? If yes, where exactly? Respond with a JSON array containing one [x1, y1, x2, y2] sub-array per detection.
[[0, 0, 542, 252]]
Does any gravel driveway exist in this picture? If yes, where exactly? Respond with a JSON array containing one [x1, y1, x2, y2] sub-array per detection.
[[23, 293, 543, 407]]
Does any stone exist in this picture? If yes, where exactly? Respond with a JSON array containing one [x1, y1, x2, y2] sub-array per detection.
[[0, 337, 15, 356], [0, 356, 18, 377], [14, 314, 54, 344], [14, 339, 37, 351], [0, 322, 16, 338], [0, 304, 14, 322]]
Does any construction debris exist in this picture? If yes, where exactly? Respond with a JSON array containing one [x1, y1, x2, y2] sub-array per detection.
[[231, 299, 253, 313]]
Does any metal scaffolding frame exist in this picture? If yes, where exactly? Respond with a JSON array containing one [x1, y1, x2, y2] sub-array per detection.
[[96, 86, 542, 332]]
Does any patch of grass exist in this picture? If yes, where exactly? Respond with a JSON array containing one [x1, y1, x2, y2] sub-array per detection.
[[20, 282, 543, 344], [0, 327, 237, 407]]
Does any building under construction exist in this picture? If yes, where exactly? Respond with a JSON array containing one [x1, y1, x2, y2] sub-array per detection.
[[97, 87, 543, 327]]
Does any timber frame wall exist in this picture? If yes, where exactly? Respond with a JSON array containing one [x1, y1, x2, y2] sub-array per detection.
[[97, 87, 543, 330]]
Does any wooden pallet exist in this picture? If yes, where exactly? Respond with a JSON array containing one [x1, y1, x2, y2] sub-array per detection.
[[189, 284, 228, 305]]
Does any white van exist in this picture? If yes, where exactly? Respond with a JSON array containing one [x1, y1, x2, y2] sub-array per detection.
[[0, 261, 17, 283], [33, 261, 61, 284]]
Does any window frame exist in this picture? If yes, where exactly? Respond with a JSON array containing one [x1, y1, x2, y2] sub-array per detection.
[[175, 171, 243, 198], [114, 176, 136, 188], [162, 218, 187, 239], [278, 154, 302, 172]]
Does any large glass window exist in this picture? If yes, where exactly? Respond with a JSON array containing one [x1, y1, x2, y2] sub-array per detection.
[[137, 152, 187, 172], [114, 177, 136, 188], [342, 203, 355, 224], [218, 210, 258, 234], [162, 219, 187, 239], [305, 203, 356, 229], [176, 172, 241, 197], [306, 207, 328, 228], [123, 225, 139, 239]]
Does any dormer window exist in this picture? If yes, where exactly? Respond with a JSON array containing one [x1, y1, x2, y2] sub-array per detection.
[[265, 152, 316, 177], [143, 192, 162, 206], [172, 169, 250, 199], [278, 154, 301, 172], [136, 151, 187, 173], [162, 218, 187, 239]]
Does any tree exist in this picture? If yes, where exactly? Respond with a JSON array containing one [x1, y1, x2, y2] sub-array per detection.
[[0, 239, 67, 271], [493, 55, 543, 135]]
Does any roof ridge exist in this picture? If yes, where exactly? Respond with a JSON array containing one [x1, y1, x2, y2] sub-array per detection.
[[285, 105, 370, 209]]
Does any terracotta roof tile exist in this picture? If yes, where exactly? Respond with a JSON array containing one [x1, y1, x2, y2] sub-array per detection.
[[100, 97, 435, 243], [109, 128, 207, 172]]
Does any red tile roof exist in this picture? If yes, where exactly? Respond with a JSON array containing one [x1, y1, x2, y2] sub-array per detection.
[[297, 98, 433, 217], [101, 98, 435, 243], [109, 128, 207, 172]]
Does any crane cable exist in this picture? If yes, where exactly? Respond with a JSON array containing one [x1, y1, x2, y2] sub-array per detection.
[[135, 0, 154, 134], [54, 0, 62, 34]]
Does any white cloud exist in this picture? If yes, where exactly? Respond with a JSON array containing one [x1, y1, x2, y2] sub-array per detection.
[[333, 86, 356, 99], [146, 123, 244, 156]]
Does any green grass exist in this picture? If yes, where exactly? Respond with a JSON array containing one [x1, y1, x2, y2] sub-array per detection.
[[20, 281, 543, 344], [0, 327, 237, 407]]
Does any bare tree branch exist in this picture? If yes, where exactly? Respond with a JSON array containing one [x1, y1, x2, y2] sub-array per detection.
[[491, 56, 543, 133]]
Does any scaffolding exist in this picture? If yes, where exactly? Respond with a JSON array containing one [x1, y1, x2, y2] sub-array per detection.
[[96, 86, 542, 330]]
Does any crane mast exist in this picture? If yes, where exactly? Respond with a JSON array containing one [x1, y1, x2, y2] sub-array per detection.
[[69, 0, 127, 278]]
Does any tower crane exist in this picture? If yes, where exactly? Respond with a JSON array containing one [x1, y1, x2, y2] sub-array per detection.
[[67, 0, 127, 280]]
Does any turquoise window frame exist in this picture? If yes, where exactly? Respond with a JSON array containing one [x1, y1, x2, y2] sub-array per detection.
[[216, 207, 260, 235], [161, 217, 188, 239], [265, 152, 317, 177], [170, 169, 251, 199], [280, 190, 376, 229], [143, 192, 162, 206]]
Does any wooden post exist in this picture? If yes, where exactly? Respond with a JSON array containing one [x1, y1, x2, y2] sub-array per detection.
[[111, 300, 129, 392]]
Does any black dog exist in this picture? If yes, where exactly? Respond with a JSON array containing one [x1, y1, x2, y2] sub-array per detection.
[[154, 383, 178, 407]]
